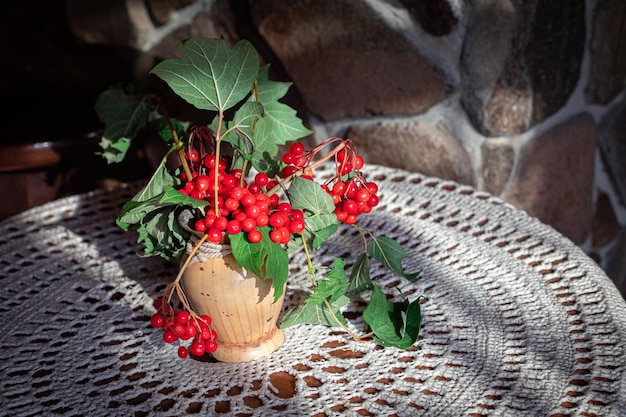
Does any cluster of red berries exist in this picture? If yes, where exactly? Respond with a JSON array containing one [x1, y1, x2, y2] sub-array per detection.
[[279, 142, 379, 225], [178, 151, 307, 244], [322, 149, 379, 225], [280, 142, 312, 179], [150, 298, 218, 358], [178, 138, 380, 241]]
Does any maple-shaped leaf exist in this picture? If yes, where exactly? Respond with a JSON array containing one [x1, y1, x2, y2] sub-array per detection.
[[289, 176, 336, 215], [229, 228, 289, 302], [150, 37, 260, 112], [94, 88, 154, 163], [362, 286, 422, 349], [280, 295, 349, 328], [248, 66, 312, 176], [347, 253, 373, 293], [306, 258, 348, 305], [368, 236, 421, 280]]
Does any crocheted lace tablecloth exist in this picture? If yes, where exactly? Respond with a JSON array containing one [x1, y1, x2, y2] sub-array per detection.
[[1, 165, 625, 417]]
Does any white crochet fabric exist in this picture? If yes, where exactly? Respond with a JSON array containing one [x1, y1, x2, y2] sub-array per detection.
[[1, 164, 625, 416]]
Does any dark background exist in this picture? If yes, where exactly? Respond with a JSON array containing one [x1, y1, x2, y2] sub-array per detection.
[[1, 1, 159, 218]]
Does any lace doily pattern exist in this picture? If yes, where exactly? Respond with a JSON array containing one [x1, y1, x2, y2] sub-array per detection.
[[1, 165, 625, 416]]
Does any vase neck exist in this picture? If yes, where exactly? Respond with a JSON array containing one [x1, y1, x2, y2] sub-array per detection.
[[187, 236, 232, 260]]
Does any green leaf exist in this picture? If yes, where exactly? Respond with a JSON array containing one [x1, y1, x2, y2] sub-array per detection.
[[254, 67, 312, 139], [288, 177, 338, 249], [97, 136, 132, 164], [222, 101, 264, 155], [229, 229, 267, 277], [284, 191, 338, 253], [130, 154, 177, 202], [362, 286, 421, 349], [255, 65, 291, 102], [347, 253, 373, 293], [307, 215, 339, 250], [115, 153, 208, 260], [289, 177, 336, 215], [117, 186, 207, 227], [94, 88, 154, 163], [150, 114, 189, 145], [247, 66, 312, 176], [117, 187, 207, 260], [135, 204, 187, 260], [253, 101, 312, 145], [245, 129, 284, 177], [306, 258, 348, 305], [286, 214, 338, 253], [368, 236, 421, 280], [150, 37, 259, 112], [280, 295, 349, 328], [229, 228, 289, 302]]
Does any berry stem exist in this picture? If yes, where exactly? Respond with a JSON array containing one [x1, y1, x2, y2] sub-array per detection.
[[152, 95, 194, 181], [213, 110, 225, 216], [352, 224, 370, 254], [299, 231, 366, 341], [266, 139, 348, 197], [322, 298, 362, 340], [164, 233, 209, 311], [240, 159, 250, 188], [299, 231, 318, 287]]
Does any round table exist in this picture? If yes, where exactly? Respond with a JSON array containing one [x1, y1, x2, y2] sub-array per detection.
[[1, 165, 625, 416]]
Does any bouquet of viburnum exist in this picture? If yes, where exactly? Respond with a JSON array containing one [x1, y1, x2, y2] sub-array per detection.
[[95, 36, 421, 360]]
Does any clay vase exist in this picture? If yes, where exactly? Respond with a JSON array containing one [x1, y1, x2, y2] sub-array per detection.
[[180, 238, 285, 362]]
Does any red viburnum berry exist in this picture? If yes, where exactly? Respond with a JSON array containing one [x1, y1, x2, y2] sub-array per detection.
[[254, 172, 269, 187], [205, 340, 218, 353], [247, 229, 262, 243], [241, 218, 256, 233], [190, 340, 205, 356], [178, 346, 189, 359], [162, 330, 177, 344], [290, 142, 304, 156], [150, 313, 165, 328], [175, 310, 189, 325], [289, 219, 305, 234]]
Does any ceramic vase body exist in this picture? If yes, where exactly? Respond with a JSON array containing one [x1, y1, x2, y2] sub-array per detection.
[[180, 241, 285, 362]]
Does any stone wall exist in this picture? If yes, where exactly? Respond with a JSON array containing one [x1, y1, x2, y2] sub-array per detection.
[[66, 0, 626, 295]]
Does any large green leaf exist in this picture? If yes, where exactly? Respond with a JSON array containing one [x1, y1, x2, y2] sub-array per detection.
[[368, 236, 421, 280], [254, 67, 312, 140], [285, 178, 338, 251], [94, 88, 154, 163], [280, 295, 349, 328], [229, 228, 289, 302], [347, 253, 373, 293], [150, 38, 259, 112], [245, 125, 284, 177], [117, 186, 208, 260], [150, 113, 189, 145], [362, 286, 421, 349], [289, 177, 336, 215], [135, 204, 187, 260], [255, 65, 291, 102], [306, 258, 347, 305], [307, 214, 339, 250], [253, 101, 312, 148], [130, 154, 177, 202], [247, 66, 312, 176], [222, 101, 264, 156]]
